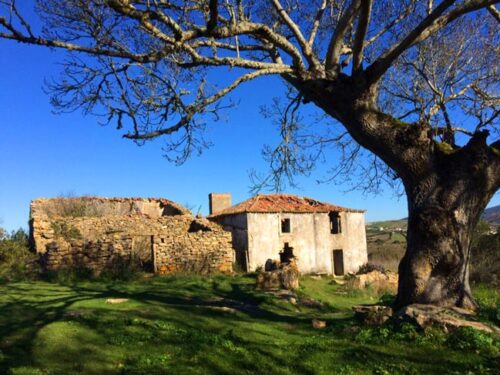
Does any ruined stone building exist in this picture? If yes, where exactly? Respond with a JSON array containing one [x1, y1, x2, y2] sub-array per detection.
[[31, 197, 233, 274], [30, 194, 367, 276], [209, 193, 368, 275]]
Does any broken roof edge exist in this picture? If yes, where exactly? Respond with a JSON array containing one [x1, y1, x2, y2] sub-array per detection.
[[31, 196, 192, 217], [208, 194, 366, 218]]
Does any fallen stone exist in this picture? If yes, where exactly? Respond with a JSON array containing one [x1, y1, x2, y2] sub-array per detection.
[[300, 297, 323, 309], [353, 304, 393, 325], [105, 298, 129, 304], [207, 306, 238, 314], [312, 319, 327, 329], [256, 260, 300, 290], [347, 270, 398, 292], [289, 297, 297, 305]]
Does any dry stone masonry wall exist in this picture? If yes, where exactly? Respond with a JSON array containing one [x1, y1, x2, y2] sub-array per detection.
[[31, 197, 233, 275]]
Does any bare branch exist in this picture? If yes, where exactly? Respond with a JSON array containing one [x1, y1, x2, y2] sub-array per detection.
[[366, 0, 498, 84], [487, 4, 500, 21], [325, 0, 361, 73], [207, 0, 219, 31], [270, 0, 321, 70], [308, 0, 328, 46], [352, 0, 373, 74]]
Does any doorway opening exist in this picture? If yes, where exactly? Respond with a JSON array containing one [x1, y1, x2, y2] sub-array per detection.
[[332, 249, 344, 276], [132, 235, 154, 272], [280, 242, 295, 264]]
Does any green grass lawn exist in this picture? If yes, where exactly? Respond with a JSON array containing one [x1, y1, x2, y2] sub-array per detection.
[[0, 275, 498, 375]]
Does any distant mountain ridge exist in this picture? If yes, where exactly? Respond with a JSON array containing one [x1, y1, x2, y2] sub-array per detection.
[[483, 205, 500, 225], [367, 204, 500, 226]]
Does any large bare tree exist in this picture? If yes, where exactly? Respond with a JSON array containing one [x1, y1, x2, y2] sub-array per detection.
[[1, 0, 499, 309]]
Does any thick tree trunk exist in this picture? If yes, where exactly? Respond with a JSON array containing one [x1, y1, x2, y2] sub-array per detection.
[[295, 77, 500, 310], [396, 199, 480, 310], [395, 149, 497, 311]]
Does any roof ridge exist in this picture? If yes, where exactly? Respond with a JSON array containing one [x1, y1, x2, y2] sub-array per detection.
[[208, 193, 366, 217]]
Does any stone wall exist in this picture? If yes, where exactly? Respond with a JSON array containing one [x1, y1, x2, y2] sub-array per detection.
[[31, 197, 233, 275]]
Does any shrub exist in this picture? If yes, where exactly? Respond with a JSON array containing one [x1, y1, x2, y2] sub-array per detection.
[[446, 327, 499, 355], [43, 265, 94, 284], [100, 255, 144, 281], [357, 262, 387, 275], [469, 223, 500, 286], [51, 221, 82, 240], [0, 228, 39, 282]]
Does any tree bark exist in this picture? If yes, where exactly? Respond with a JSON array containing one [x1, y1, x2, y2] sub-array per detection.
[[395, 135, 499, 310], [396, 186, 486, 310]]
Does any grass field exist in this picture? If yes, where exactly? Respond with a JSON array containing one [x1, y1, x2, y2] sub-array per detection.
[[366, 229, 406, 271], [0, 275, 498, 374]]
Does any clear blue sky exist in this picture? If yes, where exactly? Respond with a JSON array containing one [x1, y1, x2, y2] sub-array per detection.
[[0, 11, 498, 232]]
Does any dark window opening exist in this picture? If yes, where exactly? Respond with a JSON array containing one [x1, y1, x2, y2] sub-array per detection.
[[333, 249, 344, 276], [281, 218, 291, 233], [329, 212, 342, 234], [280, 242, 295, 264]]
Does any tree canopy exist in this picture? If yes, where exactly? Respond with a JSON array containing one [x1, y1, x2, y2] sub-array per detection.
[[1, 1, 498, 190]]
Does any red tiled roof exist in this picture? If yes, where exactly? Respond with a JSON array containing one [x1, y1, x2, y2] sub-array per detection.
[[209, 194, 365, 217]]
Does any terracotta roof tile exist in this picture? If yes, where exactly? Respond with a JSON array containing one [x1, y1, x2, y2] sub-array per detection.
[[209, 194, 365, 217]]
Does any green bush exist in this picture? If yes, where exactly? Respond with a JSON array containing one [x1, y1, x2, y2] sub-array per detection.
[[43, 265, 94, 284], [43, 255, 144, 283], [357, 262, 387, 274], [99, 255, 144, 281], [50, 221, 82, 240], [446, 327, 499, 355], [0, 228, 39, 283]]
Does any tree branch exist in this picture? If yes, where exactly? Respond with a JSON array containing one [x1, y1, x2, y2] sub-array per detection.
[[352, 0, 373, 74], [325, 0, 362, 73], [271, 0, 320, 70], [366, 0, 498, 84], [207, 0, 219, 31], [487, 4, 500, 21], [308, 0, 328, 46]]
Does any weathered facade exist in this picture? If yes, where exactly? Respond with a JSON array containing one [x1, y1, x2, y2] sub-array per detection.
[[31, 197, 233, 274], [209, 194, 367, 275]]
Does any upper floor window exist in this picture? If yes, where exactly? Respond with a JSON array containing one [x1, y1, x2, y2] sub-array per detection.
[[330, 212, 341, 234], [281, 218, 291, 233]]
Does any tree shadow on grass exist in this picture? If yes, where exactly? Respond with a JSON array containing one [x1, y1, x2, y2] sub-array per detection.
[[0, 278, 340, 373], [2, 278, 488, 375]]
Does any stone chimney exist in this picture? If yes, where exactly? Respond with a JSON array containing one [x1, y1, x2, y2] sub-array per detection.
[[209, 193, 232, 215]]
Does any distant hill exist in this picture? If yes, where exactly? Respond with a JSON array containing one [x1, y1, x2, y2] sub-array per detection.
[[483, 205, 500, 225], [367, 205, 500, 227]]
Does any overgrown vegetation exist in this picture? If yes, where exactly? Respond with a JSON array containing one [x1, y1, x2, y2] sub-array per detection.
[[470, 221, 500, 286], [42, 196, 138, 218], [43, 255, 146, 284], [51, 221, 82, 240], [0, 275, 497, 374], [357, 262, 387, 275], [0, 228, 39, 283]]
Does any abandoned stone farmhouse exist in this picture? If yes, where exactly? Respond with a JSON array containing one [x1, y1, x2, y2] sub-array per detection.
[[209, 194, 368, 275], [30, 194, 367, 276], [30, 197, 233, 274]]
